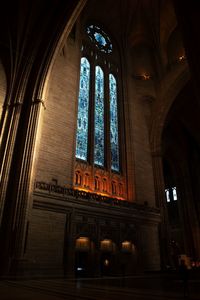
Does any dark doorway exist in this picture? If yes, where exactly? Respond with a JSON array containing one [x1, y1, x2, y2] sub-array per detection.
[[75, 251, 89, 277], [100, 252, 112, 276]]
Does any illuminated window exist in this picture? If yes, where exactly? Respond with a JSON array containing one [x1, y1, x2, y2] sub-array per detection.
[[74, 24, 126, 198], [94, 66, 104, 166], [75, 58, 90, 161], [172, 187, 177, 201], [165, 186, 178, 202], [75, 25, 120, 172], [86, 25, 112, 53], [165, 188, 170, 202], [109, 74, 119, 171]]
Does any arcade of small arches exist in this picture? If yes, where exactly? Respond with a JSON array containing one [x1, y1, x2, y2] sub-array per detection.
[[74, 236, 137, 276], [74, 170, 125, 198]]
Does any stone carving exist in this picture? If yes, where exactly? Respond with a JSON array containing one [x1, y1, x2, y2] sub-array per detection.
[[34, 180, 160, 213]]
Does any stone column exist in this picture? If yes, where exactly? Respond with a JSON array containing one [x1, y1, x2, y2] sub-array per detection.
[[139, 223, 161, 271], [0, 98, 45, 276], [178, 170, 200, 259], [152, 151, 171, 269], [0, 102, 22, 223]]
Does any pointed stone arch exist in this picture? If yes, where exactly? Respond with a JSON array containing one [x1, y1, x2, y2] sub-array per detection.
[[150, 65, 190, 155], [149, 65, 190, 269]]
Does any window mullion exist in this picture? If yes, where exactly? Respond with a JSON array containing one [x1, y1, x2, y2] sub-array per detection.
[[88, 55, 95, 165], [104, 67, 111, 171]]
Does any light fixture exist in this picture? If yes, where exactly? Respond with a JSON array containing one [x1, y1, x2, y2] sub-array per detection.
[[100, 239, 113, 252], [121, 240, 134, 253], [133, 74, 151, 80], [142, 74, 151, 80], [75, 237, 90, 251], [178, 55, 185, 61]]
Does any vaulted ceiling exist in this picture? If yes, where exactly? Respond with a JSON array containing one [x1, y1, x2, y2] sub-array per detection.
[[0, 0, 182, 83]]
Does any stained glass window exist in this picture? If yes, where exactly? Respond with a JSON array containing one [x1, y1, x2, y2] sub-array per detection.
[[94, 66, 104, 166], [86, 25, 112, 53], [172, 187, 177, 200], [165, 187, 178, 202], [165, 189, 170, 202], [76, 25, 121, 179], [109, 74, 119, 171], [75, 57, 90, 160]]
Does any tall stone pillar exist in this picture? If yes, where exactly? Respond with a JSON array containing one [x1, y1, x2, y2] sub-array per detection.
[[139, 223, 161, 271], [65, 210, 76, 277], [0, 98, 44, 276], [177, 170, 200, 259], [0, 102, 22, 223], [152, 151, 171, 269]]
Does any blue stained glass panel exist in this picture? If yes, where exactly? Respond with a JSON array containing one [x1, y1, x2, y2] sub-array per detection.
[[75, 57, 90, 160], [94, 32, 107, 46], [94, 66, 104, 166], [109, 74, 119, 171], [86, 25, 112, 53]]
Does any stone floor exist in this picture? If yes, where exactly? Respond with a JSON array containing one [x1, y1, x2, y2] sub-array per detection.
[[0, 272, 200, 300]]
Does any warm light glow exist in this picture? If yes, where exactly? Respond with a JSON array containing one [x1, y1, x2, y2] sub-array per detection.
[[100, 239, 113, 252], [104, 259, 109, 266], [75, 237, 90, 251], [179, 254, 191, 269], [73, 186, 125, 200], [178, 55, 185, 61], [122, 241, 135, 253], [142, 74, 151, 80]]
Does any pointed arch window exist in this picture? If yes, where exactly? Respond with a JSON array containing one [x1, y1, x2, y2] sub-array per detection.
[[94, 66, 104, 166], [75, 57, 90, 161], [165, 186, 178, 202], [75, 26, 120, 172], [74, 24, 125, 198], [109, 74, 119, 171]]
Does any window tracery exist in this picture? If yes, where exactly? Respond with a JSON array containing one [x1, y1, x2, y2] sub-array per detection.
[[74, 23, 126, 200]]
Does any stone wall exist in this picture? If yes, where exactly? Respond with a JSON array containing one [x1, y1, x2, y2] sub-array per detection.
[[25, 208, 66, 276], [34, 33, 80, 187], [124, 47, 156, 206]]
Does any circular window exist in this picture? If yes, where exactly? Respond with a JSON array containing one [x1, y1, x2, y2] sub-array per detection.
[[86, 25, 112, 53]]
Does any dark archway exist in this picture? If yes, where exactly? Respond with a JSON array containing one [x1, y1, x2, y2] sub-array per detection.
[[162, 80, 200, 263]]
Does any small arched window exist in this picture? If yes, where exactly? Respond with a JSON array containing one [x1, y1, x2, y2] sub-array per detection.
[[75, 171, 82, 186], [94, 176, 100, 190], [102, 178, 107, 192], [118, 183, 123, 196], [84, 173, 89, 187], [111, 181, 117, 195]]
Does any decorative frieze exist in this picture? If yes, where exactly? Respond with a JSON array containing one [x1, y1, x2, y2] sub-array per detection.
[[34, 180, 160, 214]]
